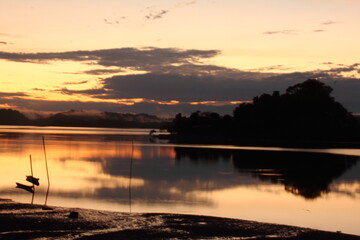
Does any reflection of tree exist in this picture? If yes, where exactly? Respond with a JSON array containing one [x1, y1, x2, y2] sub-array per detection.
[[174, 147, 359, 199], [234, 150, 359, 199], [175, 148, 232, 164]]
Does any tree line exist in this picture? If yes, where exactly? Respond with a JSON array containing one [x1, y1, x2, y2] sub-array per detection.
[[167, 79, 360, 141], [0, 109, 169, 129]]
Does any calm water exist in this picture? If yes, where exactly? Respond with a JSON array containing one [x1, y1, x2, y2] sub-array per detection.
[[0, 126, 359, 235]]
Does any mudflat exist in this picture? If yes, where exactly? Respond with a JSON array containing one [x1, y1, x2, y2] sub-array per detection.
[[0, 199, 359, 240]]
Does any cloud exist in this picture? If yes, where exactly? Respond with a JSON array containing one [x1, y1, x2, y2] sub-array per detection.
[[32, 88, 46, 91], [0, 47, 220, 72], [313, 29, 325, 33], [0, 92, 28, 97], [56, 62, 360, 109], [63, 80, 89, 85], [145, 9, 169, 20], [0, 96, 237, 116], [249, 65, 293, 72], [81, 68, 124, 75], [0, 41, 8, 45], [263, 29, 297, 35], [175, 0, 197, 7], [0, 33, 22, 38], [321, 21, 341, 25], [2, 67, 360, 115], [97, 73, 283, 102], [1, 47, 360, 115], [143, 1, 197, 22]]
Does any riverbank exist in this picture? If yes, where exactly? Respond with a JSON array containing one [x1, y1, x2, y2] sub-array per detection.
[[158, 133, 360, 149], [0, 199, 359, 240]]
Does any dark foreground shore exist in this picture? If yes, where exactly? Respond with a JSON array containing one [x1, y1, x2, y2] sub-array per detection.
[[0, 199, 359, 240]]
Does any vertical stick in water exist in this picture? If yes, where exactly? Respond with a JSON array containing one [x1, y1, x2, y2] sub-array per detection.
[[128, 139, 134, 213], [30, 155, 35, 205], [30, 154, 33, 177], [43, 136, 50, 206]]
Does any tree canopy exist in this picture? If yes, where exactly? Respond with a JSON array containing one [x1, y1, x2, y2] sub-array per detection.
[[168, 79, 359, 141]]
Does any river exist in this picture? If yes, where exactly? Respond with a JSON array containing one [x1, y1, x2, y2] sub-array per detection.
[[0, 125, 359, 235]]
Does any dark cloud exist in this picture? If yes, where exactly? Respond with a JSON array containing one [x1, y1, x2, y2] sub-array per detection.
[[32, 88, 46, 91], [81, 68, 124, 75], [0, 92, 28, 97], [96, 73, 282, 102], [62, 64, 360, 113], [0, 41, 8, 45], [0, 47, 359, 115], [55, 88, 107, 97], [263, 30, 297, 35], [59, 64, 359, 103], [2, 67, 360, 115], [0, 47, 220, 72], [313, 29, 325, 33]]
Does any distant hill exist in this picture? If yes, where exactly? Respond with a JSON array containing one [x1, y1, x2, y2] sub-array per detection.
[[0, 109, 31, 125], [0, 109, 170, 129]]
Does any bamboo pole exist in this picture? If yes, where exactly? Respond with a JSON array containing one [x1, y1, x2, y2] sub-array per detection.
[[42, 136, 50, 206], [128, 139, 134, 213], [30, 155, 35, 204]]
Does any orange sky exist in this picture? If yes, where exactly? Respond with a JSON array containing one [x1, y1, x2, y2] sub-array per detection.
[[1, 0, 360, 115]]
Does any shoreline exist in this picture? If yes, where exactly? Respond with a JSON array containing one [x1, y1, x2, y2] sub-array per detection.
[[1, 199, 359, 239], [158, 133, 360, 149]]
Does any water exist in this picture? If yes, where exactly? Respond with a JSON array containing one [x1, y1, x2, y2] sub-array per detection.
[[0, 125, 359, 235]]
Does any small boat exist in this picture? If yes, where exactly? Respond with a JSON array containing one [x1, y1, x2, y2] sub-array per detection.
[[16, 182, 34, 193], [26, 175, 40, 186]]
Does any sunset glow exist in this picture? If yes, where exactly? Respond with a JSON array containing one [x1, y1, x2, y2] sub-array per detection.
[[1, 0, 360, 115]]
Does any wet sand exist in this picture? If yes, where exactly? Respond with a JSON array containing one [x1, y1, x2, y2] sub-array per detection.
[[0, 199, 359, 240]]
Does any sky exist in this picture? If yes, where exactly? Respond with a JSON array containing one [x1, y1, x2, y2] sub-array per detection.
[[1, 0, 360, 116]]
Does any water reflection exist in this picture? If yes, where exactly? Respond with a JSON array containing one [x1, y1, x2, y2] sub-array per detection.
[[175, 147, 359, 199], [0, 127, 359, 235]]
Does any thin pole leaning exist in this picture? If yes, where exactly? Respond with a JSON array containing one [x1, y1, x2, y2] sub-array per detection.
[[42, 136, 50, 206]]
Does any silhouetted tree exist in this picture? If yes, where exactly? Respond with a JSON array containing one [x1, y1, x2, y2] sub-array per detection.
[[168, 111, 231, 136], [233, 79, 359, 139], [168, 79, 359, 141]]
